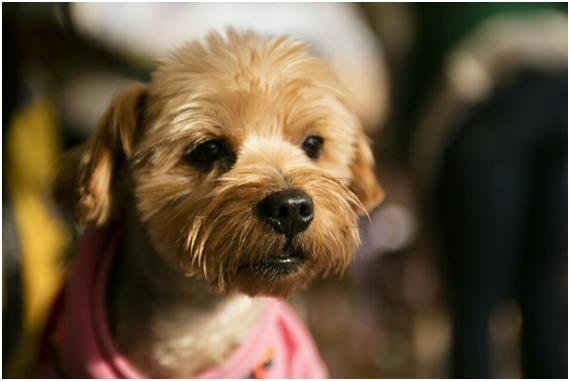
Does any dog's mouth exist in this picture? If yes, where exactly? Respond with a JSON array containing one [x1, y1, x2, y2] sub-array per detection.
[[240, 246, 306, 277]]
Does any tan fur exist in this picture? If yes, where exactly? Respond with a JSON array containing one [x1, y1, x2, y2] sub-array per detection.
[[53, 84, 147, 225], [54, 29, 383, 377]]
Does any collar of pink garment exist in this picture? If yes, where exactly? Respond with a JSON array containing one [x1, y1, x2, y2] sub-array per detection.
[[56, 224, 328, 378]]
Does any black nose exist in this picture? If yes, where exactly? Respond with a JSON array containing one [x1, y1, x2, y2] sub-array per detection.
[[257, 189, 314, 240]]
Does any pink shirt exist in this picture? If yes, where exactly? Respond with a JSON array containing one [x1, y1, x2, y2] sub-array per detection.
[[39, 225, 328, 378]]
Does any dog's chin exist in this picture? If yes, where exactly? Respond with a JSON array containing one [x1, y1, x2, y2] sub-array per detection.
[[230, 248, 315, 297]]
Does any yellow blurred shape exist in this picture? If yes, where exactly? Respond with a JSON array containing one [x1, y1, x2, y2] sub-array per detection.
[[5, 98, 70, 376]]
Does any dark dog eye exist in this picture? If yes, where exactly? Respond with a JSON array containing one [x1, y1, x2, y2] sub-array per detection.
[[186, 140, 232, 169], [302, 135, 324, 159]]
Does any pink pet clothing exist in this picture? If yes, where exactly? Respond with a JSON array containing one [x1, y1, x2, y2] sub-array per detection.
[[38, 224, 328, 378]]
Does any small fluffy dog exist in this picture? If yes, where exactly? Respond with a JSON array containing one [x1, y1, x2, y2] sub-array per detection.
[[50, 29, 383, 378]]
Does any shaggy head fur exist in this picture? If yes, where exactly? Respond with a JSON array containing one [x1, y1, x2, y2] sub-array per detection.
[[54, 29, 384, 297]]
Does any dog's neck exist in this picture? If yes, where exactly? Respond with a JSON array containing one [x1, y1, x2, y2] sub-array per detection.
[[107, 204, 265, 378]]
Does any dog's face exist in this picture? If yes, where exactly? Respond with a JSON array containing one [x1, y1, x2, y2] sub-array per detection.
[[54, 30, 384, 297]]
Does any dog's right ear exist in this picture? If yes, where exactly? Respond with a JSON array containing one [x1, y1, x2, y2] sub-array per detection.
[[53, 84, 148, 226]]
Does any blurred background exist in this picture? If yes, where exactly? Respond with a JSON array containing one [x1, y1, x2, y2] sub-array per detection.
[[2, 3, 568, 378]]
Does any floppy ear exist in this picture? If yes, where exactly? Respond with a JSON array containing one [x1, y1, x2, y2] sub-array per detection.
[[53, 84, 148, 226], [350, 130, 385, 212]]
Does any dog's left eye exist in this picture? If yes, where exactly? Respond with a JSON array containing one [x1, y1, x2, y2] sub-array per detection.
[[302, 135, 324, 159], [186, 140, 231, 169]]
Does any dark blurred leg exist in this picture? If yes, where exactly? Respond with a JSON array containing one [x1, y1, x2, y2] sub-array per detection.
[[437, 70, 567, 378], [520, 153, 567, 378], [438, 119, 530, 378], [518, 74, 568, 379]]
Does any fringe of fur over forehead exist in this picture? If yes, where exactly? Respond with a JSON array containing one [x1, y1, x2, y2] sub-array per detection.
[[145, 28, 349, 114]]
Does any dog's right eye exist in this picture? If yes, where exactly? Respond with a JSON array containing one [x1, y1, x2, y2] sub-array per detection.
[[185, 140, 231, 169]]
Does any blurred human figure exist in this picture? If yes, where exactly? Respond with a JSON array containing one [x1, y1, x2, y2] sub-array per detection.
[[438, 68, 567, 378], [411, 8, 567, 378]]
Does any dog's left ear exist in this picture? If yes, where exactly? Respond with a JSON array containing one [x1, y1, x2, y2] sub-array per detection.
[[349, 130, 385, 212], [53, 84, 148, 226]]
